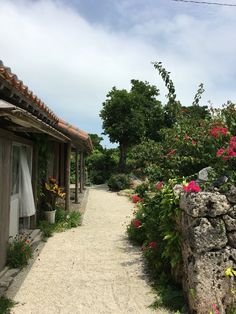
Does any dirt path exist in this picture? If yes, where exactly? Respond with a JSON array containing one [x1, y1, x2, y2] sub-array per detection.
[[7, 185, 170, 313]]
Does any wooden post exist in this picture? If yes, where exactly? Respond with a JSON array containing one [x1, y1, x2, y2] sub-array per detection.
[[75, 148, 79, 203], [80, 152, 83, 193], [83, 153, 86, 189], [65, 142, 71, 211]]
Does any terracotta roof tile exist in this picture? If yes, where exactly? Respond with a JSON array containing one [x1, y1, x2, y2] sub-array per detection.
[[0, 60, 93, 152], [0, 60, 58, 122], [58, 119, 93, 151]]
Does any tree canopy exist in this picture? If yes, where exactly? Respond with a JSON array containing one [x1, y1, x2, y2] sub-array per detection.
[[100, 80, 163, 171]]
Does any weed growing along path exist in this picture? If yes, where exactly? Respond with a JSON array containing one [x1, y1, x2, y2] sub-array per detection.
[[7, 185, 170, 313]]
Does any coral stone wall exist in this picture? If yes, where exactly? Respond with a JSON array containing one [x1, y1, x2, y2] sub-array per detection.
[[180, 191, 236, 314]]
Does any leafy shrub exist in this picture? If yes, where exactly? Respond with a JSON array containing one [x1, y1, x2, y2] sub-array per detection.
[[127, 179, 182, 280], [38, 220, 54, 238], [39, 207, 81, 238], [0, 297, 16, 314], [134, 182, 149, 198], [127, 179, 185, 312], [87, 149, 117, 184], [107, 174, 130, 191], [7, 235, 32, 268], [127, 205, 146, 245]]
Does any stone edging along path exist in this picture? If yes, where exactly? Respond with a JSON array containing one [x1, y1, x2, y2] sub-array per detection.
[[5, 185, 170, 313]]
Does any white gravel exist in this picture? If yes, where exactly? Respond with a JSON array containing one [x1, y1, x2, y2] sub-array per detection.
[[6, 185, 170, 314]]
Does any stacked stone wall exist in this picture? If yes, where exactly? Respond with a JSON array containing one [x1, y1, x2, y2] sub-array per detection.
[[180, 191, 236, 314]]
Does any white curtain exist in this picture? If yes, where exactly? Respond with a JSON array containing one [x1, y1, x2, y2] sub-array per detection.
[[19, 148, 36, 217]]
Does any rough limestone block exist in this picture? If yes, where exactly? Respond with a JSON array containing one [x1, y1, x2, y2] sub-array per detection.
[[180, 192, 230, 217], [228, 231, 236, 248], [226, 185, 236, 204], [189, 217, 228, 253], [228, 206, 236, 219], [197, 166, 213, 182], [182, 247, 236, 314], [223, 215, 236, 231]]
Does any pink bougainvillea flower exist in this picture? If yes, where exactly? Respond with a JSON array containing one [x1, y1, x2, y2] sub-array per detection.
[[227, 147, 236, 157], [184, 134, 189, 141], [230, 136, 236, 148], [192, 140, 197, 145], [132, 219, 142, 229], [222, 155, 230, 161], [156, 181, 163, 190], [216, 148, 225, 157], [183, 181, 201, 193], [212, 303, 220, 314], [132, 195, 141, 203], [148, 241, 158, 249], [210, 126, 228, 138]]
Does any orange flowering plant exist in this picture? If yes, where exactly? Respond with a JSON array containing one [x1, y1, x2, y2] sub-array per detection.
[[43, 177, 66, 211]]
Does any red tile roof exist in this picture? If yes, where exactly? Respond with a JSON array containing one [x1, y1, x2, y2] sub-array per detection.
[[58, 119, 93, 151], [0, 61, 93, 152], [0, 61, 58, 122]]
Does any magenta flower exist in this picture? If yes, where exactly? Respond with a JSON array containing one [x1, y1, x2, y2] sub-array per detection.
[[183, 181, 201, 193]]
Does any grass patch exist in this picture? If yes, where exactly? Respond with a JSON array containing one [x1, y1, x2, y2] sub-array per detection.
[[0, 296, 16, 314], [39, 207, 81, 239]]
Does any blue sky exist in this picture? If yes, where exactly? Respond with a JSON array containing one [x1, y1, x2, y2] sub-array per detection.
[[0, 0, 236, 147]]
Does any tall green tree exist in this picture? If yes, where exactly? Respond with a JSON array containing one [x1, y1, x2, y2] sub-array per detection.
[[88, 133, 104, 151], [100, 81, 163, 172]]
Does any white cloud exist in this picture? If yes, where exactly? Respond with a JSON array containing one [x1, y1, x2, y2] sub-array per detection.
[[0, 0, 235, 147]]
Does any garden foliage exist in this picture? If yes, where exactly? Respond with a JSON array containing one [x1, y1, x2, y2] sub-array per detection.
[[107, 174, 130, 191], [125, 62, 236, 311], [39, 206, 81, 239], [7, 234, 32, 269]]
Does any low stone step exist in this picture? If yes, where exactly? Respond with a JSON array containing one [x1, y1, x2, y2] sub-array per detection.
[[29, 229, 41, 241]]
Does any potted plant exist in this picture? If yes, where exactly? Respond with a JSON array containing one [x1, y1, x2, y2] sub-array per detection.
[[43, 177, 65, 224]]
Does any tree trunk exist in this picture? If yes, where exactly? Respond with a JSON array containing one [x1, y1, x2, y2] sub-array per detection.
[[118, 143, 127, 173]]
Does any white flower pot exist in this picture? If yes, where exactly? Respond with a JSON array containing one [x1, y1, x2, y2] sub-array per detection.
[[44, 210, 56, 224]]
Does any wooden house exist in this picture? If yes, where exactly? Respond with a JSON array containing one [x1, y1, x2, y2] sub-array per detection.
[[0, 61, 93, 271]]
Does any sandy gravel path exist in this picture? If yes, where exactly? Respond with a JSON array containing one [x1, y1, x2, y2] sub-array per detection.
[[7, 185, 169, 313]]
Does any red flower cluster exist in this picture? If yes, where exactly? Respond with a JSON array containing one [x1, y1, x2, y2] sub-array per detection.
[[132, 219, 142, 229], [216, 136, 236, 160], [148, 241, 158, 249], [156, 181, 163, 190], [183, 181, 201, 193], [210, 126, 228, 138], [132, 195, 144, 204]]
